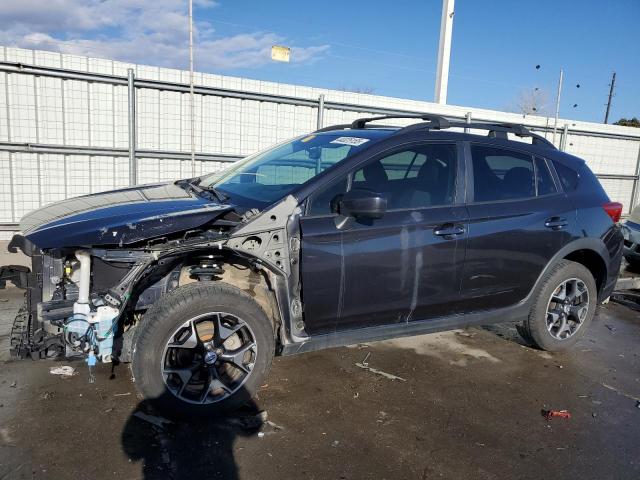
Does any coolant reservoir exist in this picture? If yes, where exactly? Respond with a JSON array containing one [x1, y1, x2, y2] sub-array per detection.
[[90, 306, 119, 363]]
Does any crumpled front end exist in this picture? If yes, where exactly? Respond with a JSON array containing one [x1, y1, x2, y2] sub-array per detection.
[[3, 188, 304, 366]]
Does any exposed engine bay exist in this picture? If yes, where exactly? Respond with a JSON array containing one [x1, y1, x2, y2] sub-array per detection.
[[6, 195, 306, 364]]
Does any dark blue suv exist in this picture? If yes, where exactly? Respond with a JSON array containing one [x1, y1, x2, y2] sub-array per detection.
[[2, 115, 624, 416]]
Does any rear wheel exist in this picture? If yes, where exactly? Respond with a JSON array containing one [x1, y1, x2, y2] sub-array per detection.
[[132, 282, 275, 417], [521, 260, 597, 351]]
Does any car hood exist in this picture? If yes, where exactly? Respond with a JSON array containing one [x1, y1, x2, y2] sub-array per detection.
[[20, 182, 233, 249]]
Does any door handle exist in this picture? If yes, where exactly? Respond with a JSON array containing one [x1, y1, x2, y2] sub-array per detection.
[[434, 224, 465, 239], [544, 217, 568, 230]]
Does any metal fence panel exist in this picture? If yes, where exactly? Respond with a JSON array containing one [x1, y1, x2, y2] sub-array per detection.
[[0, 45, 639, 240]]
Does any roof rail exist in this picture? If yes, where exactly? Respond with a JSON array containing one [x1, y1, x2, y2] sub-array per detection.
[[316, 116, 556, 149], [350, 114, 450, 130], [449, 122, 556, 149], [314, 123, 352, 133]]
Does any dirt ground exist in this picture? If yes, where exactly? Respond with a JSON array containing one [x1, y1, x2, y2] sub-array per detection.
[[0, 284, 639, 480]]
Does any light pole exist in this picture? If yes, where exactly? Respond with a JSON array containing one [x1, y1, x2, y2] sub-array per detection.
[[552, 68, 563, 145], [434, 0, 455, 104], [188, 0, 196, 176]]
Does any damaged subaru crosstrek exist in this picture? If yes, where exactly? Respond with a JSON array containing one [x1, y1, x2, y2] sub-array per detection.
[[0, 114, 624, 416]]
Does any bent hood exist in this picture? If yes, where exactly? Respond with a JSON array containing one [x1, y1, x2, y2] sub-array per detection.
[[20, 182, 233, 249]]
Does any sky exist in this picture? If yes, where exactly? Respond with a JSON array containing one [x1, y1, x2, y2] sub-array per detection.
[[0, 0, 638, 124]]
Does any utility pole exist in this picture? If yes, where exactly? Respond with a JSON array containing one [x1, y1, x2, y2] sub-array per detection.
[[552, 68, 563, 145], [434, 0, 455, 104], [604, 71, 616, 124], [188, 0, 196, 176]]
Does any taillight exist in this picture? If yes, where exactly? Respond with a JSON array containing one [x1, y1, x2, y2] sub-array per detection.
[[602, 202, 623, 223]]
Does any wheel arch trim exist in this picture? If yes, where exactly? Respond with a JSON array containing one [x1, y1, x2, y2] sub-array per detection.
[[531, 238, 610, 303]]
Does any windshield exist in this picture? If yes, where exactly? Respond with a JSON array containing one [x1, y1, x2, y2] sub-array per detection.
[[199, 133, 377, 208]]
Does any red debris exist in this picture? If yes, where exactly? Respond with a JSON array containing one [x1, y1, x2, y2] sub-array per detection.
[[542, 409, 572, 420]]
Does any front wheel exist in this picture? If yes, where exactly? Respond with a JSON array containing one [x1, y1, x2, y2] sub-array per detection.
[[521, 260, 597, 351], [131, 282, 275, 417]]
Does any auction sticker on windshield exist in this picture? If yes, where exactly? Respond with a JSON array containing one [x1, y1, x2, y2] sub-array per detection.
[[330, 137, 370, 146]]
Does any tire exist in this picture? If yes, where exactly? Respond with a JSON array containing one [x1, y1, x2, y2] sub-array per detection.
[[131, 281, 275, 418], [521, 260, 597, 351]]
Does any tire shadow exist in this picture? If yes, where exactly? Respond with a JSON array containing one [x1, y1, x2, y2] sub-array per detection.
[[480, 321, 533, 347], [121, 388, 263, 480]]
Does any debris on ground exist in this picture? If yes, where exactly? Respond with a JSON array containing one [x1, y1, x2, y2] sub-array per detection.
[[605, 324, 616, 333], [133, 411, 173, 429], [265, 420, 285, 431], [542, 409, 572, 420], [601, 382, 640, 403], [331, 440, 340, 447], [49, 366, 76, 377], [456, 330, 476, 338], [9, 381, 16, 388], [354, 363, 406, 382], [361, 352, 371, 366], [113, 392, 131, 397], [610, 292, 640, 312], [41, 391, 55, 400], [257, 432, 265, 438]]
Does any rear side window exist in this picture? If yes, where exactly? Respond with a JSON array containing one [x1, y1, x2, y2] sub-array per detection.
[[553, 161, 579, 191], [471, 145, 535, 201], [535, 157, 557, 196]]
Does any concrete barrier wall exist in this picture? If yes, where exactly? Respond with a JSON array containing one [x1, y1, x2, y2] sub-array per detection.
[[0, 46, 639, 240]]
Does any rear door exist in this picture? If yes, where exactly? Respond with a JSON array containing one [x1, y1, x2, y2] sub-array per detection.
[[299, 142, 468, 334], [458, 143, 572, 312]]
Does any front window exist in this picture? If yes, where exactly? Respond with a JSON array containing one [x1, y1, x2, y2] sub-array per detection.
[[307, 143, 457, 215], [200, 133, 378, 208]]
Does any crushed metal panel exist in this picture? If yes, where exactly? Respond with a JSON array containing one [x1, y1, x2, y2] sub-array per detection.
[[227, 196, 301, 276]]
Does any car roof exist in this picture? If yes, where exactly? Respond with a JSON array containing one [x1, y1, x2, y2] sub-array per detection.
[[316, 121, 585, 169]]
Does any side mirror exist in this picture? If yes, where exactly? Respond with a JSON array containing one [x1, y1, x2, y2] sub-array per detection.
[[338, 189, 387, 220]]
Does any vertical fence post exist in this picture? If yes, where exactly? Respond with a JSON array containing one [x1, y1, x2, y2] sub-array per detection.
[[464, 112, 472, 133], [317, 94, 325, 130], [560, 124, 569, 151], [127, 68, 137, 186], [630, 145, 640, 212]]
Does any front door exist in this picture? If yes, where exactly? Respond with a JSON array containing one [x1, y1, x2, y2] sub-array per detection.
[[299, 142, 468, 335]]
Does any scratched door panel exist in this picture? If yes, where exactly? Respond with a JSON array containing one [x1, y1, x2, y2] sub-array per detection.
[[300, 205, 468, 334]]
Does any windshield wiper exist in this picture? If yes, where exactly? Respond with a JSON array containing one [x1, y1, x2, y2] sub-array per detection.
[[204, 186, 229, 203], [177, 179, 229, 203]]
